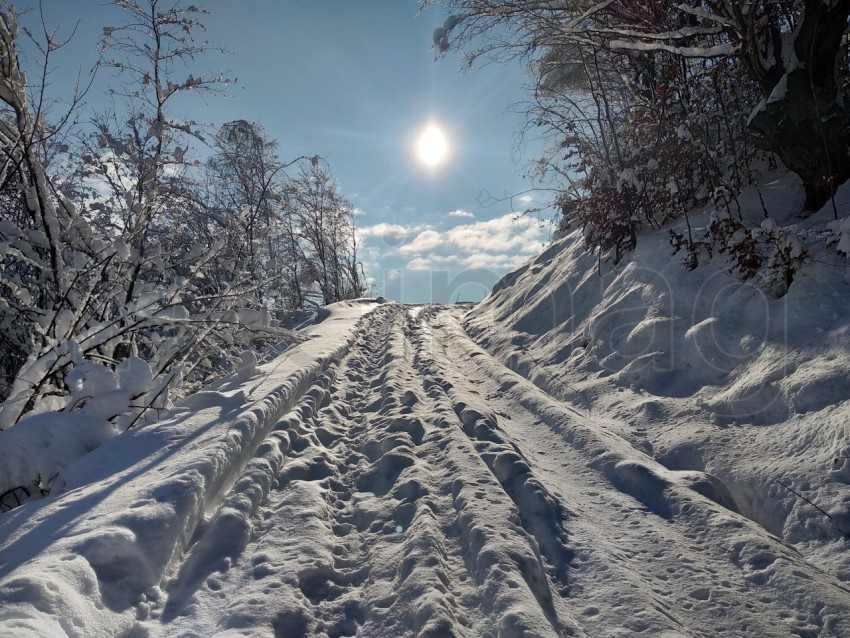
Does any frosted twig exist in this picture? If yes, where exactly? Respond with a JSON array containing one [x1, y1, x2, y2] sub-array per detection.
[[775, 480, 849, 538]]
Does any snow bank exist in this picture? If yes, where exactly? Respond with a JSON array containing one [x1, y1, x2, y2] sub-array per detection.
[[0, 299, 385, 637], [466, 171, 850, 574], [0, 413, 116, 506]]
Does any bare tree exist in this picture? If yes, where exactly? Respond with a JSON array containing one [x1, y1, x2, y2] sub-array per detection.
[[288, 160, 366, 305], [0, 5, 103, 419], [427, 0, 850, 210], [0, 2, 294, 429], [206, 120, 315, 307]]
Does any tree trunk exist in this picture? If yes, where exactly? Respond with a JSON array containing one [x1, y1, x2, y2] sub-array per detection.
[[739, 0, 850, 211], [746, 71, 850, 211]]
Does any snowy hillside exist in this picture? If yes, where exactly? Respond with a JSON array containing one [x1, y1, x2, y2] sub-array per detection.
[[2, 173, 850, 637], [466, 171, 850, 579]]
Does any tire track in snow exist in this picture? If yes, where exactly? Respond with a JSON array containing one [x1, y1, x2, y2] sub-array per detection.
[[151, 305, 480, 636], [148, 304, 586, 637], [408, 306, 582, 637], [428, 306, 850, 637], [155, 304, 404, 636], [345, 305, 479, 637], [141, 303, 850, 637]]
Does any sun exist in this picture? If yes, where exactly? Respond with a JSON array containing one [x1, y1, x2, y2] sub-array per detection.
[[416, 124, 449, 167]]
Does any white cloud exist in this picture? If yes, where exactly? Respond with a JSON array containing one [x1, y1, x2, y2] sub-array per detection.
[[358, 222, 411, 241], [399, 229, 444, 254], [460, 252, 527, 270], [408, 254, 465, 270], [356, 213, 552, 279], [407, 257, 436, 271], [396, 213, 550, 272], [444, 214, 548, 257]]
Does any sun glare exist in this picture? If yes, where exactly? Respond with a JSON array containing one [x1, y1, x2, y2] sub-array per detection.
[[416, 125, 448, 167]]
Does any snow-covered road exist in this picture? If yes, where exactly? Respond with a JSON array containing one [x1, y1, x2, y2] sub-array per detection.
[[151, 304, 850, 637], [2, 302, 849, 637]]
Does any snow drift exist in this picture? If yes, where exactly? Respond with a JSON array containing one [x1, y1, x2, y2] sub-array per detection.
[[0, 301, 382, 636], [466, 171, 850, 571]]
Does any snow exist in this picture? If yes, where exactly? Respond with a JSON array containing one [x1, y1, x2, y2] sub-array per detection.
[[747, 98, 767, 127], [0, 413, 116, 505], [0, 299, 381, 635], [2, 177, 850, 636], [465, 170, 850, 578], [766, 73, 789, 105]]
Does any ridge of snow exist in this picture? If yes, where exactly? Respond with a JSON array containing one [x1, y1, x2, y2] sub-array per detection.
[[0, 300, 384, 636]]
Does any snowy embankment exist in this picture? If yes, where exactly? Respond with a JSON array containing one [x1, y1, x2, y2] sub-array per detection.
[[466, 171, 850, 573], [0, 301, 380, 636]]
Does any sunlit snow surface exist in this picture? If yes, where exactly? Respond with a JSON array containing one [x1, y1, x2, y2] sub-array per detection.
[[2, 174, 850, 636]]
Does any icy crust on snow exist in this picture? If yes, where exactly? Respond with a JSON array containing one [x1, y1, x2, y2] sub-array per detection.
[[465, 172, 850, 575], [0, 299, 384, 637]]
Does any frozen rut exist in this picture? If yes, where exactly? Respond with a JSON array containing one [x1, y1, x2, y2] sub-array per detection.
[[152, 304, 850, 637]]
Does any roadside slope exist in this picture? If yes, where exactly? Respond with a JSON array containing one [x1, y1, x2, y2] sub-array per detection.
[[465, 172, 850, 580], [0, 300, 382, 636]]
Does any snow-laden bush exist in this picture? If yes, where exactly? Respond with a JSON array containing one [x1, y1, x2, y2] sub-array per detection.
[[0, 2, 371, 512], [0, 412, 116, 513], [669, 210, 809, 298], [0, 4, 299, 431], [547, 51, 765, 265], [1, 353, 179, 510]]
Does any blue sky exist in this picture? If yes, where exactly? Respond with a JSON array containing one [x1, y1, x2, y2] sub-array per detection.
[[16, 0, 552, 302]]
